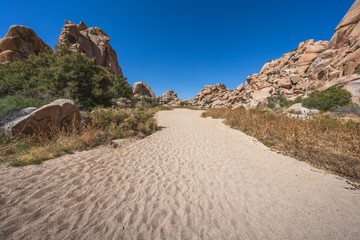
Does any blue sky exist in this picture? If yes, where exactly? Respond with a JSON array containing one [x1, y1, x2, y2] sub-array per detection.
[[0, 0, 355, 99]]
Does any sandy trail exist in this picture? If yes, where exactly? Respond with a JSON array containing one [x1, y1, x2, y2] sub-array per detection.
[[0, 109, 359, 239]]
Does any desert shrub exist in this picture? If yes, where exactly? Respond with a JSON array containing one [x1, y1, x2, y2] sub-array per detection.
[[267, 96, 301, 109], [354, 65, 360, 74], [1, 107, 158, 166], [302, 86, 352, 111], [333, 103, 360, 117], [0, 95, 49, 118], [218, 83, 227, 89], [267, 97, 277, 109], [110, 75, 134, 101], [90, 107, 157, 137], [270, 70, 281, 76], [135, 98, 160, 110], [203, 108, 360, 182], [89, 29, 97, 35], [0, 45, 133, 109]]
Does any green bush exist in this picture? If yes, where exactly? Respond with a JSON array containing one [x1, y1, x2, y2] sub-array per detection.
[[90, 107, 158, 138], [267, 96, 302, 109], [110, 75, 134, 101], [302, 86, 352, 111], [0, 45, 133, 109], [0, 95, 49, 118]]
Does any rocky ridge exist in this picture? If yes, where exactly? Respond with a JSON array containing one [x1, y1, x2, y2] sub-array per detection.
[[191, 1, 360, 108]]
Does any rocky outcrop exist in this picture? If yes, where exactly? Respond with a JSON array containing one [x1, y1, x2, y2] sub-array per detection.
[[58, 20, 122, 75], [0, 25, 52, 63], [4, 99, 81, 136], [192, 0, 360, 108], [132, 82, 156, 99], [159, 90, 178, 105], [159, 90, 188, 106], [190, 83, 236, 108], [308, 0, 360, 81]]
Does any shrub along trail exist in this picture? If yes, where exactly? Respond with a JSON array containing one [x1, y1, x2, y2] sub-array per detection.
[[0, 109, 359, 239]]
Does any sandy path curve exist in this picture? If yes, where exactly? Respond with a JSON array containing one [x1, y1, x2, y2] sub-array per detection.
[[0, 109, 359, 239]]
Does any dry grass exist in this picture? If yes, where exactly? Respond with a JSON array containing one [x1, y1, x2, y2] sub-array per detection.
[[203, 108, 360, 182], [0, 107, 158, 166]]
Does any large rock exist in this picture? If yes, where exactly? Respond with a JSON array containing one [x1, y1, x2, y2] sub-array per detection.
[[4, 99, 81, 136], [308, 0, 360, 81], [132, 82, 156, 99], [0, 107, 38, 128], [277, 78, 292, 89], [286, 103, 320, 115], [159, 90, 179, 105], [58, 20, 122, 75], [0, 25, 52, 63]]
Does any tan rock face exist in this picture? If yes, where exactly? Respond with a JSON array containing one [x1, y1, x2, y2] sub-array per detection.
[[133, 82, 156, 99], [5, 99, 81, 136], [0, 25, 52, 63], [191, 1, 360, 108], [277, 78, 292, 89], [159, 90, 177, 104], [309, 0, 360, 81], [58, 20, 122, 75], [159, 90, 187, 106]]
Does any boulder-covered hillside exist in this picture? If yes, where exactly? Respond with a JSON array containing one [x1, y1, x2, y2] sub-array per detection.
[[191, 0, 360, 108]]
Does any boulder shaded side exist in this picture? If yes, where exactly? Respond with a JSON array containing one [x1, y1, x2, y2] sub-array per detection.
[[5, 99, 81, 136]]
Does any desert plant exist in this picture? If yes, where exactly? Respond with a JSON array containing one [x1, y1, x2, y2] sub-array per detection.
[[0, 45, 133, 109], [302, 86, 352, 111], [202, 108, 360, 182], [333, 103, 360, 117], [0, 107, 158, 166], [89, 29, 97, 35]]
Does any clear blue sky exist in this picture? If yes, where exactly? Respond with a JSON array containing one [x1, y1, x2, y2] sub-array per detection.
[[0, 0, 355, 99]]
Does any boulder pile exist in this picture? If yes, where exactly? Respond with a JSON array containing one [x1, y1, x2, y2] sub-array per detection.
[[191, 0, 360, 107], [159, 90, 188, 106]]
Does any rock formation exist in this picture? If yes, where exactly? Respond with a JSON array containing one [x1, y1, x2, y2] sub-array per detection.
[[0, 25, 52, 63], [132, 82, 156, 99], [192, 0, 360, 107], [58, 20, 122, 75], [4, 99, 81, 136], [159, 90, 188, 106]]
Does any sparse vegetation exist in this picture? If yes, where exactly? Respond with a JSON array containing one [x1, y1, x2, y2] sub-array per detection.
[[267, 96, 302, 109], [202, 108, 360, 182], [333, 103, 360, 117], [89, 29, 97, 35], [302, 86, 352, 111], [270, 70, 281, 76], [0, 107, 158, 166], [218, 83, 227, 89]]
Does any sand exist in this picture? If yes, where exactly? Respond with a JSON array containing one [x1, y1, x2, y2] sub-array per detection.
[[0, 109, 359, 239]]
